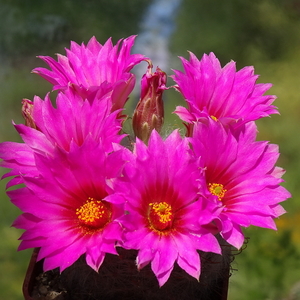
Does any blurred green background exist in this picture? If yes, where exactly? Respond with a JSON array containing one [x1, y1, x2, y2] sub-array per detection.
[[0, 0, 299, 299]]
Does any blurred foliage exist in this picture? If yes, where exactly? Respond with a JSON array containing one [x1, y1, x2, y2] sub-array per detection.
[[0, 0, 300, 300], [0, 0, 148, 60], [229, 227, 300, 300], [172, 0, 300, 65]]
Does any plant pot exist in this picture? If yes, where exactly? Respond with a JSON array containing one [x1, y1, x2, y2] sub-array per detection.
[[23, 243, 231, 300], [23, 248, 67, 300]]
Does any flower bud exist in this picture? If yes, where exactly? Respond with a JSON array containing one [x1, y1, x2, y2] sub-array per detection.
[[133, 62, 167, 144], [22, 99, 37, 129]]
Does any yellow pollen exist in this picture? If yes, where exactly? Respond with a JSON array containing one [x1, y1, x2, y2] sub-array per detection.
[[208, 183, 227, 201], [149, 202, 172, 223], [211, 115, 218, 121], [148, 201, 174, 232], [76, 197, 111, 229]]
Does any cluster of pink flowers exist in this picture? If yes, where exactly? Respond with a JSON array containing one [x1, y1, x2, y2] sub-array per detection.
[[0, 36, 290, 286]]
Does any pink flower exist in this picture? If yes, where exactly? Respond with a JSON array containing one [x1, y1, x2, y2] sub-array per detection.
[[0, 89, 123, 188], [28, 89, 123, 151], [110, 130, 221, 286], [11, 138, 127, 272], [190, 120, 290, 249], [33, 36, 146, 112], [171, 52, 278, 134]]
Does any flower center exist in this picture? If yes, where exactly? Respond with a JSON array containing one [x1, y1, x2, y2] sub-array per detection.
[[208, 183, 227, 201], [148, 201, 174, 231], [76, 197, 111, 229], [210, 115, 218, 121]]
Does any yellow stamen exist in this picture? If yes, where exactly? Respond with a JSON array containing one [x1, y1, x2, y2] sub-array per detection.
[[211, 115, 218, 121], [148, 201, 173, 231], [208, 183, 227, 201], [76, 197, 111, 229]]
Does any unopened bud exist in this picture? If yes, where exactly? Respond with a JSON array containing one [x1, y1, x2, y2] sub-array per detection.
[[22, 99, 37, 129], [133, 62, 167, 144]]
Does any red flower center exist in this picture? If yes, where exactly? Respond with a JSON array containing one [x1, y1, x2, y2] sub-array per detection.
[[76, 197, 111, 230], [148, 201, 174, 231], [208, 183, 227, 201]]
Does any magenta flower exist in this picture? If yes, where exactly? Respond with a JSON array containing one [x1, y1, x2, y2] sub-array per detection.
[[11, 138, 127, 272], [27, 89, 124, 151], [0, 89, 123, 188], [110, 130, 221, 286], [33, 36, 146, 112], [190, 120, 290, 249], [172, 52, 278, 134]]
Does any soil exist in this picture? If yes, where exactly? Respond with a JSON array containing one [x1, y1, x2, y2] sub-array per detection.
[[31, 268, 66, 300]]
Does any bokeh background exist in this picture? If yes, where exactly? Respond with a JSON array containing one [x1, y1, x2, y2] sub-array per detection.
[[0, 1, 299, 299]]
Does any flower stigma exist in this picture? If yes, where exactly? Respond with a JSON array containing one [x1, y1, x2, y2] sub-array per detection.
[[208, 183, 227, 201], [76, 197, 111, 230], [148, 201, 174, 231]]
